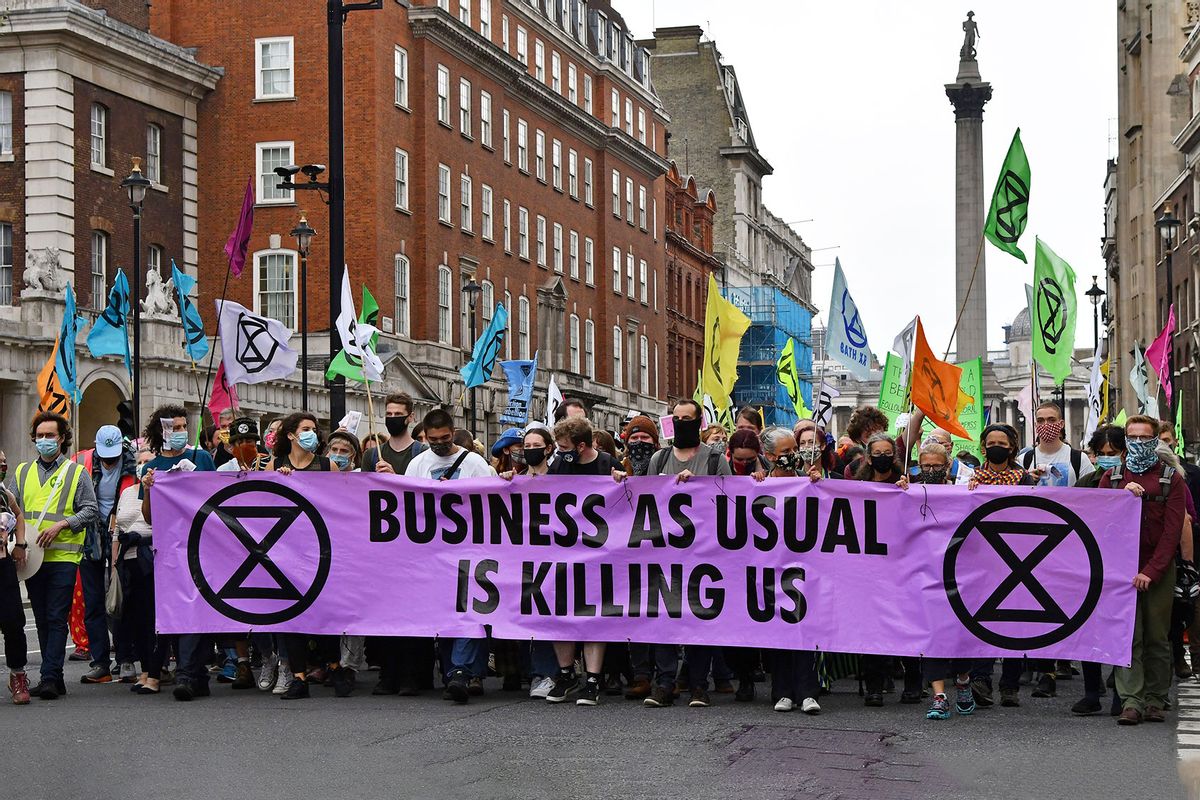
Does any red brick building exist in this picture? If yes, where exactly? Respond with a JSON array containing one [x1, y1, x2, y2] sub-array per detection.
[[152, 0, 671, 434], [663, 160, 718, 402]]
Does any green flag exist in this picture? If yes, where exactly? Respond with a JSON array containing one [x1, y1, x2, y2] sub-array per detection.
[[776, 338, 809, 419], [983, 128, 1031, 263], [1113, 409, 1127, 427], [1177, 392, 1186, 457], [325, 284, 380, 382], [1031, 238, 1077, 386], [878, 352, 908, 432], [948, 357, 984, 460]]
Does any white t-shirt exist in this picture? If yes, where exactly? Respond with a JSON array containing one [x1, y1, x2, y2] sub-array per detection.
[[405, 448, 496, 481], [1031, 444, 1094, 488]]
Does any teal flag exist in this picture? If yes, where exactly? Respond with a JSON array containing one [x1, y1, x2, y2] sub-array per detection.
[[1031, 238, 1077, 385], [86, 268, 131, 378], [983, 128, 1031, 262], [171, 260, 210, 362], [55, 283, 85, 403], [460, 303, 508, 389]]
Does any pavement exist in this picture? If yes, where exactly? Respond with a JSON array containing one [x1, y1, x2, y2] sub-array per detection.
[[0, 626, 1190, 800]]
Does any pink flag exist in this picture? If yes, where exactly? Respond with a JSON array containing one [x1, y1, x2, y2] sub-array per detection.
[[223, 177, 255, 277], [1145, 304, 1176, 405], [208, 361, 239, 425]]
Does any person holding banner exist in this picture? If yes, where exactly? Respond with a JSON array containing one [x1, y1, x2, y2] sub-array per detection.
[[727, 430, 764, 478], [853, 432, 922, 707], [1101, 416, 1186, 726], [701, 425, 728, 448], [12, 412, 98, 700], [840, 406, 889, 477], [619, 415, 660, 480], [117, 447, 165, 695], [491, 428, 525, 475], [361, 393, 427, 475], [326, 430, 363, 474], [0, 449, 31, 704]]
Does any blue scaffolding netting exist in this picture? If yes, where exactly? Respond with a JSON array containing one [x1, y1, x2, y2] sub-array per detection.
[[723, 286, 814, 428]]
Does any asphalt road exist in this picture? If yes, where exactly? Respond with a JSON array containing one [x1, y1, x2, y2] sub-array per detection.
[[1, 646, 1188, 800]]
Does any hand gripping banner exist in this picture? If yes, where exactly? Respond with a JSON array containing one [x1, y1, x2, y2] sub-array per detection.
[[152, 473, 1139, 663]]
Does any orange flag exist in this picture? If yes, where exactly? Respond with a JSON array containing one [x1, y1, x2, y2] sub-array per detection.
[[910, 318, 969, 439], [37, 336, 71, 418]]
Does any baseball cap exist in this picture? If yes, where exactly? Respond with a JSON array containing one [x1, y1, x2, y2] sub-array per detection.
[[95, 425, 124, 459]]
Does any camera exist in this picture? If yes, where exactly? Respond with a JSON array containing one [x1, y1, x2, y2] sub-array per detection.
[[273, 164, 301, 180], [300, 164, 326, 181]]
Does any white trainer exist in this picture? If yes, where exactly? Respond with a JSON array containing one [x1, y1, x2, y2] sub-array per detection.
[[258, 654, 279, 691], [529, 676, 555, 699], [272, 669, 293, 696], [801, 697, 821, 715], [774, 697, 794, 712]]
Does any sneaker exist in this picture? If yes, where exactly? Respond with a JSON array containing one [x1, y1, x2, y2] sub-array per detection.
[[1117, 707, 1142, 726], [624, 676, 652, 700], [577, 678, 600, 706], [1031, 674, 1056, 698], [955, 681, 976, 715], [688, 687, 711, 708], [9, 671, 30, 705], [644, 685, 674, 708], [333, 667, 356, 698], [774, 697, 794, 712], [971, 679, 994, 708], [272, 670, 294, 696], [900, 689, 922, 704], [1071, 695, 1102, 716], [546, 671, 579, 703], [258, 657, 279, 691], [864, 692, 884, 707], [926, 693, 951, 720], [31, 680, 59, 700], [1000, 688, 1019, 707], [216, 653, 238, 684], [735, 681, 755, 703], [232, 662, 255, 690], [443, 671, 469, 704], [467, 676, 484, 696], [281, 679, 309, 700], [529, 676, 555, 699], [80, 665, 112, 684], [172, 683, 194, 702], [68, 647, 90, 662], [118, 662, 138, 683], [801, 697, 821, 715]]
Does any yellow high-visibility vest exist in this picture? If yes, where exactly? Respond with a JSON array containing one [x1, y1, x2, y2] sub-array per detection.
[[15, 458, 86, 565]]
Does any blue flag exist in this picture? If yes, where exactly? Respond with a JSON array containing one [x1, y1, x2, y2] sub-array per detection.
[[499, 352, 538, 425], [460, 303, 508, 389], [824, 258, 872, 381], [171, 260, 209, 361], [56, 283, 85, 403], [86, 267, 131, 378]]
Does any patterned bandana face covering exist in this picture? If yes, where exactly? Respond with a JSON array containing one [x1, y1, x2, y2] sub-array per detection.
[[1125, 439, 1160, 474], [1035, 420, 1065, 445]]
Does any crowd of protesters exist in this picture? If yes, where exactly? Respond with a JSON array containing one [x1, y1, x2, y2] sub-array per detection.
[[1, 392, 1194, 727]]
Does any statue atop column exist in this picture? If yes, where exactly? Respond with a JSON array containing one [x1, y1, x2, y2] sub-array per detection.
[[960, 11, 980, 60]]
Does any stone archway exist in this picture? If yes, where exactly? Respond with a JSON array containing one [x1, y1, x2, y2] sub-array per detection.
[[77, 376, 127, 450]]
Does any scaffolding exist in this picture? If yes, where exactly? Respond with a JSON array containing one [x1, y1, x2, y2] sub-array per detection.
[[723, 286, 815, 428]]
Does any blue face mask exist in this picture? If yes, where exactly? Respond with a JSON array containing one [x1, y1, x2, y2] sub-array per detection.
[[1125, 439, 1160, 474], [329, 453, 350, 470], [298, 430, 319, 453], [1095, 455, 1122, 471], [34, 437, 60, 458], [166, 431, 189, 452]]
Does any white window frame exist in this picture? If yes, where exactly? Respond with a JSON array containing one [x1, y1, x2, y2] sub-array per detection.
[[504, 290, 513, 358], [551, 51, 561, 92], [145, 123, 162, 184], [481, 184, 494, 240], [479, 0, 491, 36], [0, 222, 11, 305], [502, 14, 509, 50], [611, 247, 621, 294], [583, 74, 593, 114], [437, 65, 451, 125], [0, 92, 11, 155], [518, 296, 531, 359], [638, 185, 647, 230], [610, 88, 620, 127], [551, 139, 562, 190], [535, 129, 546, 181], [639, 259, 648, 304], [639, 334, 649, 394], [459, 78, 472, 136], [517, 119, 529, 172], [255, 36, 294, 100], [536, 214, 547, 266], [584, 236, 594, 285], [612, 169, 620, 217], [626, 251, 635, 297], [253, 248, 298, 328], [584, 158, 593, 206], [394, 254, 410, 337], [458, 0, 470, 25], [394, 46, 409, 108], [516, 26, 528, 65], [584, 319, 595, 379], [518, 206, 530, 258], [568, 230, 579, 280], [568, 149, 578, 198], [534, 40, 545, 81], [256, 141, 294, 205], [625, 177, 634, 223], [613, 325, 623, 388], [480, 91, 492, 147], [552, 222, 563, 273], [90, 103, 107, 168], [503, 109, 511, 163], [438, 163, 452, 223], [503, 199, 512, 252], [624, 97, 633, 136], [437, 265, 454, 344], [567, 63, 578, 103], [460, 173, 472, 232], [394, 148, 409, 210], [569, 314, 581, 373]]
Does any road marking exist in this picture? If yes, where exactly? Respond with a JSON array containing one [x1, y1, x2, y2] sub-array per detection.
[[1179, 679, 1200, 761]]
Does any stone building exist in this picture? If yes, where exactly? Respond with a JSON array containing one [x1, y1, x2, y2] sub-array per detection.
[[151, 0, 672, 438], [0, 0, 222, 462], [642, 25, 815, 421]]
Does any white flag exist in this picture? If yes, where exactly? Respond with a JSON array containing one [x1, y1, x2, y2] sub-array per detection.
[[1129, 342, 1152, 416], [1083, 339, 1105, 444], [813, 380, 841, 430], [892, 316, 918, 389], [824, 259, 872, 380], [216, 299, 298, 385], [543, 374, 563, 429], [334, 266, 385, 382], [1016, 381, 1035, 444]]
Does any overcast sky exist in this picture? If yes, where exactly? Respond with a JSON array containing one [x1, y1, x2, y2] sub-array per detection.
[[621, 1, 1117, 356]]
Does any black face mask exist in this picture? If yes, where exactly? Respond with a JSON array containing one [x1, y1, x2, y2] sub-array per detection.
[[430, 442, 454, 457], [673, 416, 702, 448], [985, 445, 1012, 466], [917, 468, 948, 485], [774, 453, 801, 473], [627, 441, 657, 471], [870, 454, 895, 474], [385, 416, 409, 437], [522, 447, 547, 467]]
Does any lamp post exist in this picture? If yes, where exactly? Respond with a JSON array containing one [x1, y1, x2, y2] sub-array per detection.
[[462, 278, 483, 435], [1156, 204, 1182, 420], [1085, 275, 1106, 352], [291, 213, 316, 411], [120, 157, 151, 429]]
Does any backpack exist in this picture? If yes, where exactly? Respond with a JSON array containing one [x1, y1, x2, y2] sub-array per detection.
[[1022, 448, 1083, 481], [647, 445, 723, 477], [1108, 462, 1177, 505]]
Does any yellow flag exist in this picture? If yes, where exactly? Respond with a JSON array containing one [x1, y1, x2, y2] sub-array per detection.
[[776, 337, 812, 419], [701, 274, 751, 402], [37, 336, 71, 418]]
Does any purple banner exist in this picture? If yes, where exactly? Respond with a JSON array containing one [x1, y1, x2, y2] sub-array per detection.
[[151, 472, 1140, 662]]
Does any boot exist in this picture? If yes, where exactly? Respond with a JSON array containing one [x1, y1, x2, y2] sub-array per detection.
[[9, 671, 30, 705], [1176, 655, 1194, 681]]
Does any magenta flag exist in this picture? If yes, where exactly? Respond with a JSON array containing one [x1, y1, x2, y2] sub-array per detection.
[[1144, 304, 1176, 405], [151, 473, 1140, 663], [207, 362, 239, 425], [223, 177, 255, 277]]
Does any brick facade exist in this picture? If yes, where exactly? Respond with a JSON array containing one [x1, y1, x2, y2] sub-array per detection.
[[81, 0, 149, 30]]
